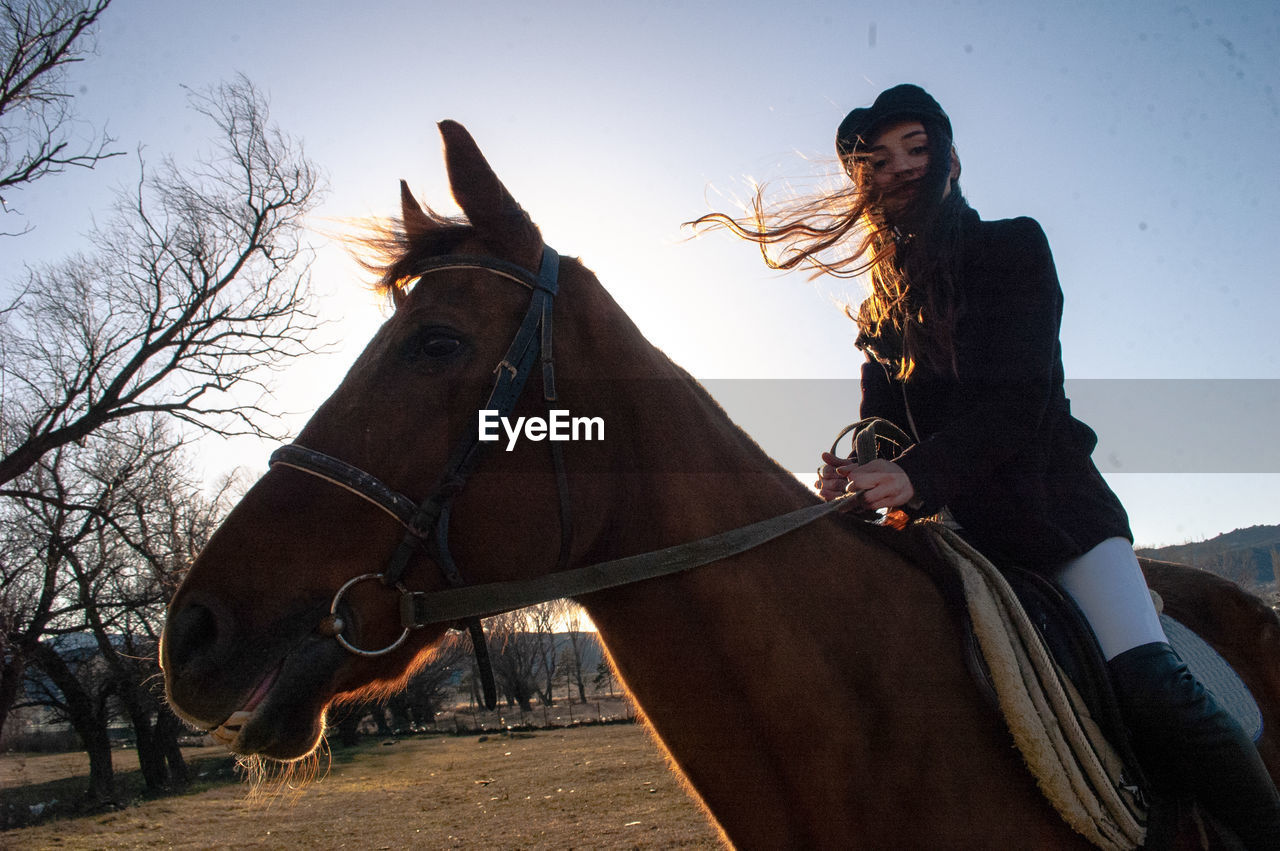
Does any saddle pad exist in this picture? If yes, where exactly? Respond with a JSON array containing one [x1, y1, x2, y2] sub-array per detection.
[[1160, 613, 1264, 743], [924, 523, 1147, 850]]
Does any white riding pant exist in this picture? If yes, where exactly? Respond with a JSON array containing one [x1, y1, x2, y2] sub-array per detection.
[[1053, 536, 1168, 661]]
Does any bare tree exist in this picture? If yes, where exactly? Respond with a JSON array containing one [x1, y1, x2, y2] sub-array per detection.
[[593, 656, 617, 699], [330, 634, 471, 746], [527, 601, 560, 706], [1, 0, 120, 230], [21, 633, 119, 802], [1204, 547, 1259, 592], [0, 74, 322, 488], [558, 602, 591, 704], [61, 417, 224, 790], [1, 415, 230, 796], [1, 442, 89, 740], [484, 611, 539, 712], [2, 442, 126, 803], [387, 634, 467, 730]]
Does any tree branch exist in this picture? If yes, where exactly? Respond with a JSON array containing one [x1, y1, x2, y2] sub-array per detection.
[[0, 75, 324, 486], [0, 0, 122, 208]]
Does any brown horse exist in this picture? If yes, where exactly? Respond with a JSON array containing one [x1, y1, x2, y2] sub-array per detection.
[[161, 121, 1278, 849], [1140, 559, 1280, 782]]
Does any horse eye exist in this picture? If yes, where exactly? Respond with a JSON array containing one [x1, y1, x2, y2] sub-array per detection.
[[404, 329, 463, 362]]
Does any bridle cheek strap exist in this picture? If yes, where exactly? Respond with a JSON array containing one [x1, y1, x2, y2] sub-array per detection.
[[268, 246, 568, 712]]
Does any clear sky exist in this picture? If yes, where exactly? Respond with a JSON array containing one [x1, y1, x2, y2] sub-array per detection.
[[5, 0, 1278, 548]]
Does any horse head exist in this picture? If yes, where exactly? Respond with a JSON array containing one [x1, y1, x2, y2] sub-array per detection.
[[160, 122, 635, 760]]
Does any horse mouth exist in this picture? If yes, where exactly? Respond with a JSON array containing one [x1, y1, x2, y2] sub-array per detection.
[[208, 663, 282, 747], [196, 634, 347, 759]]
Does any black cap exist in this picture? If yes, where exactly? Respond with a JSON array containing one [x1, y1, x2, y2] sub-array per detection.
[[836, 84, 952, 159]]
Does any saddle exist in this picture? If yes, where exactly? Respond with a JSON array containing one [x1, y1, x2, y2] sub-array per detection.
[[832, 419, 1264, 850]]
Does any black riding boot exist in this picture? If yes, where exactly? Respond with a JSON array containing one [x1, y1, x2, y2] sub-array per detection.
[[1107, 641, 1280, 850]]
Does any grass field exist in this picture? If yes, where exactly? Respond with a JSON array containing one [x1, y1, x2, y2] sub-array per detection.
[[2, 723, 725, 849]]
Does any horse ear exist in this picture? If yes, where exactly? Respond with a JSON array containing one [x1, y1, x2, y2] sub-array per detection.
[[437, 120, 542, 267], [400, 180, 436, 239]]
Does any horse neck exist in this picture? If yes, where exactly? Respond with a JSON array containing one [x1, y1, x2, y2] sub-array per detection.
[[576, 430, 932, 843], [564, 273, 891, 837], [562, 281, 813, 559], [570, 380, 1071, 844], [558, 272, 1081, 846]]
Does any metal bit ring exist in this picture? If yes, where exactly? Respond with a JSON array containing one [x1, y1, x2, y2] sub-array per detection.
[[327, 573, 411, 657]]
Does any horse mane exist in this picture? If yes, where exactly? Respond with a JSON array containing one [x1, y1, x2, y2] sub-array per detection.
[[349, 205, 476, 300]]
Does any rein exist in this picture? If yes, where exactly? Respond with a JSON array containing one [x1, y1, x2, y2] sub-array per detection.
[[398, 494, 858, 624], [269, 243, 865, 710], [276, 439, 858, 623]]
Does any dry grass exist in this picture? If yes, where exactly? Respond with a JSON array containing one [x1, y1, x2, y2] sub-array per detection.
[[2, 723, 725, 849], [1, 746, 228, 789]]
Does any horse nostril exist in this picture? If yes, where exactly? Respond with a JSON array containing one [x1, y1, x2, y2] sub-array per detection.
[[164, 602, 219, 674]]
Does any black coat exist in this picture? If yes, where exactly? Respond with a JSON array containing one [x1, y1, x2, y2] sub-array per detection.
[[857, 208, 1132, 570]]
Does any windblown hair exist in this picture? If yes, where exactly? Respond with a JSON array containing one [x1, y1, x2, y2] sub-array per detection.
[[348, 205, 476, 301], [690, 117, 969, 380]]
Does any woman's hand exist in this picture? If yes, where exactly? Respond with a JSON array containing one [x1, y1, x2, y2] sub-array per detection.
[[816, 451, 853, 501], [816, 452, 915, 510]]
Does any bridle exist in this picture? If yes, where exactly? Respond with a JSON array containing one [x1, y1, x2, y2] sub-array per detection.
[[269, 246, 570, 710], [268, 242, 866, 712]]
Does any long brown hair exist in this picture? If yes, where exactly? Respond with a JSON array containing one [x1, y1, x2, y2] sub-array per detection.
[[689, 117, 969, 380]]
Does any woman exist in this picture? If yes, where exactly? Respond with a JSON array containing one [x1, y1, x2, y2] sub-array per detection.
[[697, 83, 1280, 848]]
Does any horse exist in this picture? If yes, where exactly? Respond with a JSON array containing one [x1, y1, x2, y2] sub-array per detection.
[[160, 121, 1280, 849], [1139, 559, 1280, 781]]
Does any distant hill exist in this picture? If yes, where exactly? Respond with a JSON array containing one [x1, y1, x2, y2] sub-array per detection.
[[1137, 524, 1280, 589]]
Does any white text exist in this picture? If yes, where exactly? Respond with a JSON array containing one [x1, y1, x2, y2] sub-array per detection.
[[478, 409, 605, 451]]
